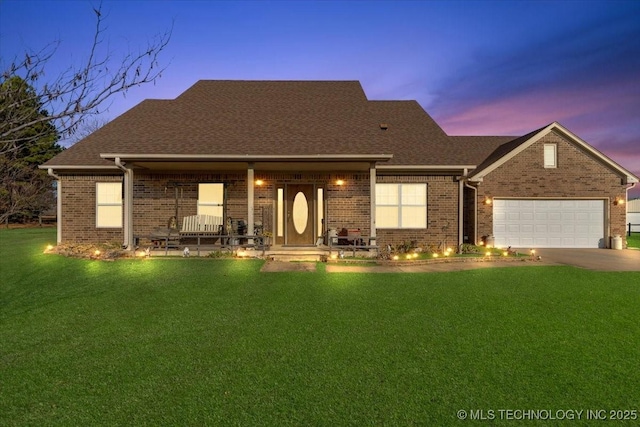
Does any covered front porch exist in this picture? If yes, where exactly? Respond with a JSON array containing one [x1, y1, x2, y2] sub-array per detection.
[[103, 154, 391, 252]]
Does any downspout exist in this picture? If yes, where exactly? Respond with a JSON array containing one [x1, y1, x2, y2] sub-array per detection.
[[115, 157, 134, 250], [463, 170, 478, 246], [457, 169, 465, 251], [369, 162, 377, 245], [47, 168, 62, 244]]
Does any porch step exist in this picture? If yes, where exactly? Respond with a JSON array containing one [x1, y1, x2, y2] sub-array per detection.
[[265, 251, 326, 262]]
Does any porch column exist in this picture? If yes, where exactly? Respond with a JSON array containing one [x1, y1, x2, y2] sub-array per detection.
[[247, 163, 255, 239], [369, 162, 377, 243], [115, 157, 134, 250]]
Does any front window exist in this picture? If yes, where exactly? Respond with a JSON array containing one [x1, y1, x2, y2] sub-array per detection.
[[376, 183, 427, 228], [96, 182, 122, 228], [544, 144, 557, 168], [198, 183, 224, 216]]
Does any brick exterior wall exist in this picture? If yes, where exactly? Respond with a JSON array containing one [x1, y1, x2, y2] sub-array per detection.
[[376, 175, 460, 250], [59, 175, 124, 244], [474, 131, 628, 247], [58, 169, 461, 250]]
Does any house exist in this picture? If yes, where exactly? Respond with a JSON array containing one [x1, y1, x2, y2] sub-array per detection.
[[40, 80, 639, 251]]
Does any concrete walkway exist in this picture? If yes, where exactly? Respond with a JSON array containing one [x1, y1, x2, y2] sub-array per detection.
[[261, 249, 640, 273], [526, 248, 640, 271]]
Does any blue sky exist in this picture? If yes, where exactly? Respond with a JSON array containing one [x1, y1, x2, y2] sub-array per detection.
[[2, 0, 639, 196]]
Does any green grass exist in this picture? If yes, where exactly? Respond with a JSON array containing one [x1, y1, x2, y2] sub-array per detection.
[[2, 229, 640, 426], [627, 232, 640, 249]]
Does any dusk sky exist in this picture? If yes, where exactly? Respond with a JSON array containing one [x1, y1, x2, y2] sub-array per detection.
[[2, 0, 639, 197]]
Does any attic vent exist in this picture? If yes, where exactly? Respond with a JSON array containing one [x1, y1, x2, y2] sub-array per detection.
[[379, 123, 389, 130]]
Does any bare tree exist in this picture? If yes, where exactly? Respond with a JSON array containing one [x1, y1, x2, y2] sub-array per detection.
[[70, 117, 110, 144], [0, 4, 172, 155]]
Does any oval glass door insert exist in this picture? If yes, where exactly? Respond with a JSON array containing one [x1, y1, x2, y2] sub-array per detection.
[[292, 191, 309, 234]]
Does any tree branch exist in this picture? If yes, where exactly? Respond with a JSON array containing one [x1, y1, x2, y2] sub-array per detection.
[[0, 3, 172, 155]]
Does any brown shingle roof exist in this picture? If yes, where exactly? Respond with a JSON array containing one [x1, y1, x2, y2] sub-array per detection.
[[42, 80, 520, 169]]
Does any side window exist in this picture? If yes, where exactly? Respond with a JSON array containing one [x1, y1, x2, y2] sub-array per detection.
[[198, 183, 224, 216], [544, 144, 557, 168], [96, 182, 123, 228]]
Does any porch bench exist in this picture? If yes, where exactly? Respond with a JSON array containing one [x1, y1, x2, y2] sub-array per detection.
[[179, 215, 225, 255], [180, 215, 224, 234]]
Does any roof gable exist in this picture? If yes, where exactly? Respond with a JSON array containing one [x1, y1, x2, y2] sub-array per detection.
[[468, 122, 639, 184]]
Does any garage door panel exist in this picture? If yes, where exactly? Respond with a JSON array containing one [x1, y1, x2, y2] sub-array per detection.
[[493, 199, 604, 248], [535, 212, 548, 221], [535, 224, 548, 233], [548, 224, 562, 233]]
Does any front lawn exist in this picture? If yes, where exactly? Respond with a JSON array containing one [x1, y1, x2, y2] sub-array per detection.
[[1, 229, 639, 425], [627, 232, 640, 249]]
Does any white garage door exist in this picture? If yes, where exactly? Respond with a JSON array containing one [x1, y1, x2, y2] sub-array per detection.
[[493, 199, 605, 248]]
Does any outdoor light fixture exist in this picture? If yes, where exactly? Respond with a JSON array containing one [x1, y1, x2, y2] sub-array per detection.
[[336, 179, 345, 186], [484, 196, 493, 206], [392, 255, 399, 260], [255, 179, 264, 186], [94, 250, 101, 256], [614, 197, 625, 206], [46, 244, 54, 251], [432, 253, 439, 258]]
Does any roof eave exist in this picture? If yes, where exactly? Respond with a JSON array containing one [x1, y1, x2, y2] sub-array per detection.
[[99, 153, 394, 162], [377, 164, 476, 172]]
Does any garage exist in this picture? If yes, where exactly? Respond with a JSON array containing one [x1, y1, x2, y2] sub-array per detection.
[[493, 199, 605, 248]]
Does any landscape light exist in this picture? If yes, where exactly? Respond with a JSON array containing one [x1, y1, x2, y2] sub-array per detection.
[[432, 253, 439, 258], [94, 250, 101, 256], [406, 254, 412, 260], [485, 251, 492, 257], [392, 255, 399, 260], [46, 244, 54, 251], [503, 251, 508, 257]]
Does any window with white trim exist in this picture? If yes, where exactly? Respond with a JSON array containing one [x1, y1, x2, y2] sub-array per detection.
[[375, 183, 427, 229], [544, 144, 557, 168], [96, 182, 122, 228], [198, 183, 224, 216]]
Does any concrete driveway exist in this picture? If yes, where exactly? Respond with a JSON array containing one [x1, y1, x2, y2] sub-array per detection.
[[528, 248, 640, 271]]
